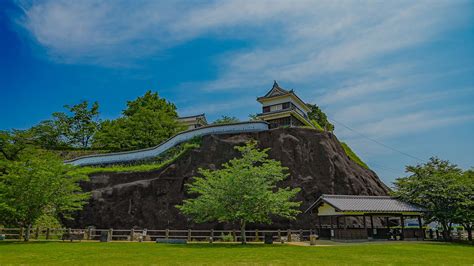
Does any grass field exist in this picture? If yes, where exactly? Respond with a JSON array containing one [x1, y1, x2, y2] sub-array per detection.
[[0, 241, 472, 265]]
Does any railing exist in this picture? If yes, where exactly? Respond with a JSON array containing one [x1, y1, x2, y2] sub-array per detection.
[[0, 227, 316, 242], [65, 121, 269, 166], [1, 227, 467, 242]]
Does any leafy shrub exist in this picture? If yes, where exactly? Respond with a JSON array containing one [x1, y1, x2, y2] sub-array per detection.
[[221, 233, 234, 242]]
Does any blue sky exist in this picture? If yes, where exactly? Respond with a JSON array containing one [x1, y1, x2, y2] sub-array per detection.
[[1, 0, 473, 185]]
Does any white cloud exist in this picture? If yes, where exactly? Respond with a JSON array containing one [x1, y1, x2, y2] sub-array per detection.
[[360, 112, 474, 138], [17, 1, 192, 65], [17, 0, 467, 67]]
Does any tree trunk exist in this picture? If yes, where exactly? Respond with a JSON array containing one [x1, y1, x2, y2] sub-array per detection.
[[24, 224, 32, 242], [465, 224, 472, 241], [442, 222, 451, 241], [240, 220, 246, 245]]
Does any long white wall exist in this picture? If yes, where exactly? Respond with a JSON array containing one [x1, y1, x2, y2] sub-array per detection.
[[65, 121, 269, 167]]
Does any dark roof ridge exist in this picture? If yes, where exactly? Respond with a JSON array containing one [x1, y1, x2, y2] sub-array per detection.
[[178, 113, 206, 119], [321, 194, 394, 199]]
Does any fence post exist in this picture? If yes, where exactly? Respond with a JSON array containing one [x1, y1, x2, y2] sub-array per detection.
[[108, 228, 113, 242], [165, 229, 169, 240], [299, 229, 303, 241], [287, 229, 291, 242], [187, 229, 192, 242], [210, 229, 214, 243], [278, 229, 281, 242], [255, 229, 259, 242], [130, 229, 134, 241], [35, 227, 40, 240], [46, 228, 50, 240], [19, 227, 24, 241], [88, 228, 92, 240], [232, 229, 237, 242]]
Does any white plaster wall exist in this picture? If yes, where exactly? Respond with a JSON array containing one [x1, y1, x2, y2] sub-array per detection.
[[65, 121, 269, 166], [261, 97, 308, 116], [317, 203, 340, 216]]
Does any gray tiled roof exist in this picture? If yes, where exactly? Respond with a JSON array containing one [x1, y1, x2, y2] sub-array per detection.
[[307, 194, 426, 213]]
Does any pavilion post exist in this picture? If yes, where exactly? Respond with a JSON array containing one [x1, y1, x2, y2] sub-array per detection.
[[363, 215, 369, 240], [318, 216, 322, 235], [417, 215, 424, 240], [386, 217, 390, 229], [400, 215, 405, 240], [330, 216, 334, 239], [370, 215, 375, 238]]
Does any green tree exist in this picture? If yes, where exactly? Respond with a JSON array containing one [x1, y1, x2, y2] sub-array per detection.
[[177, 141, 301, 244], [92, 118, 130, 151], [248, 114, 260, 121], [212, 115, 240, 125], [28, 120, 65, 150], [53, 101, 100, 148], [93, 91, 182, 151], [306, 104, 334, 131], [0, 148, 89, 241], [0, 130, 33, 162], [392, 157, 468, 240], [452, 169, 474, 241]]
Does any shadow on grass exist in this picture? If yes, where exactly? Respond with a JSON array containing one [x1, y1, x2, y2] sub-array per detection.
[[0, 241, 57, 245], [161, 243, 291, 249]]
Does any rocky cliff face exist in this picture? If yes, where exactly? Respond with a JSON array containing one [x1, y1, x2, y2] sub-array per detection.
[[70, 128, 389, 229]]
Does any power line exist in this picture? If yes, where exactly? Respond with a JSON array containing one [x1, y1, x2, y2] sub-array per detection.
[[368, 162, 403, 176], [329, 117, 426, 163]]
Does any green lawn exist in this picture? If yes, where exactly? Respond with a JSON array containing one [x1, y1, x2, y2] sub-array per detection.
[[0, 241, 472, 265]]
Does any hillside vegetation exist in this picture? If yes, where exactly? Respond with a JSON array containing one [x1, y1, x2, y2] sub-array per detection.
[[340, 142, 369, 169]]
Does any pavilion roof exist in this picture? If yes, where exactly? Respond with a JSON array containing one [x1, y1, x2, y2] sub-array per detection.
[[257, 81, 310, 111], [306, 194, 427, 214], [178, 113, 206, 120], [260, 81, 292, 98]]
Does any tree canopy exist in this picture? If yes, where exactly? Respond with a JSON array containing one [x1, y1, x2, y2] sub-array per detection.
[[0, 148, 89, 240], [306, 104, 334, 131], [176, 141, 301, 243], [20, 101, 100, 150], [93, 91, 184, 151], [392, 157, 473, 240], [212, 115, 240, 125], [55, 101, 100, 148]]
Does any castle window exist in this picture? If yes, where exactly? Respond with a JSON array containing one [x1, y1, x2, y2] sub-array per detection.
[[270, 104, 283, 112]]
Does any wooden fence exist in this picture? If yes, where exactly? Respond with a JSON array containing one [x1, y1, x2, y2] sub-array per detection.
[[1, 227, 467, 242], [0, 227, 318, 242]]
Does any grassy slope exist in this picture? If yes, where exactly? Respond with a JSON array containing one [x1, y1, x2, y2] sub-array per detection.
[[71, 141, 200, 176], [0, 242, 472, 265], [310, 119, 324, 131], [340, 142, 370, 170]]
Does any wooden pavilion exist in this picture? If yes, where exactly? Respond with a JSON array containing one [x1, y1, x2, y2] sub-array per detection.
[[305, 194, 427, 241]]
